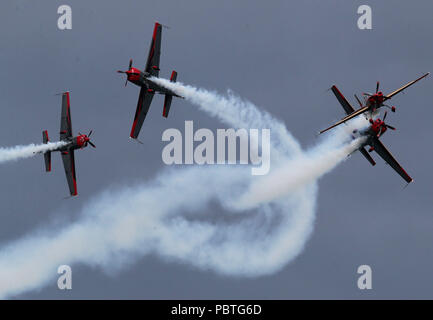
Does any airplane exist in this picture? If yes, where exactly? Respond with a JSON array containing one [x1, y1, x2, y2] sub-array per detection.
[[320, 72, 429, 134], [328, 88, 413, 183], [117, 22, 183, 140], [42, 92, 96, 196]]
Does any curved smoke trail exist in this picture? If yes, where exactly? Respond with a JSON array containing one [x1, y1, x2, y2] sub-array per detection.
[[0, 81, 367, 298]]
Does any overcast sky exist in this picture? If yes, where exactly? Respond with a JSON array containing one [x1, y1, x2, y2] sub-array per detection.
[[0, 0, 432, 299]]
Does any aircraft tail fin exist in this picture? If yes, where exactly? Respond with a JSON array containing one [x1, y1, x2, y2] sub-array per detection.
[[162, 70, 178, 118], [359, 146, 376, 166], [42, 130, 51, 172], [170, 70, 177, 82]]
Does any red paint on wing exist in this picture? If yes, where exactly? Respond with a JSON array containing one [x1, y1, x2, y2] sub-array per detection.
[[147, 22, 160, 71], [153, 22, 160, 40], [170, 70, 177, 81], [130, 93, 143, 139], [65, 92, 71, 130], [71, 162, 77, 196]]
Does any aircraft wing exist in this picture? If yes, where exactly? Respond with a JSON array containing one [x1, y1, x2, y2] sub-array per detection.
[[331, 85, 355, 115], [358, 146, 376, 166], [384, 72, 429, 101], [370, 138, 413, 183], [60, 92, 73, 140], [319, 106, 369, 134], [145, 22, 162, 77], [130, 87, 154, 139], [61, 150, 78, 196]]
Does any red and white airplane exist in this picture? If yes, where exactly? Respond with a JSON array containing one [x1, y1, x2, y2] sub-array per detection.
[[319, 73, 429, 183], [117, 22, 183, 140], [350, 111, 413, 183], [42, 92, 95, 196], [320, 73, 429, 134]]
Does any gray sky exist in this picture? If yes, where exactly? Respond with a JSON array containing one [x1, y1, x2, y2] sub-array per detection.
[[0, 0, 432, 299]]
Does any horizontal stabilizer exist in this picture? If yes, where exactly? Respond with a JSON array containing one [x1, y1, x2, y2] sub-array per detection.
[[162, 70, 178, 118], [170, 70, 177, 82], [163, 95, 173, 118], [42, 130, 51, 172], [43, 130, 49, 144]]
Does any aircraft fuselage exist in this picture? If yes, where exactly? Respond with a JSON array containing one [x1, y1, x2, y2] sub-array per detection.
[[352, 118, 390, 152], [51, 134, 91, 152], [364, 92, 385, 111], [125, 68, 180, 97]]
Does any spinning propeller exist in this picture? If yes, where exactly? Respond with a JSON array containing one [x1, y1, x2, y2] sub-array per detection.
[[117, 59, 140, 86], [79, 130, 96, 148], [362, 81, 381, 97], [370, 111, 396, 138]]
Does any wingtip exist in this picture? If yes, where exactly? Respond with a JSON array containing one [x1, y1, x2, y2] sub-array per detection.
[[156, 21, 170, 29], [325, 85, 335, 93], [54, 90, 70, 96], [129, 136, 144, 144], [63, 193, 77, 199]]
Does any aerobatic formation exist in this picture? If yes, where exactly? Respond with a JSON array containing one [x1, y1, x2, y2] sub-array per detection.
[[320, 75, 429, 183], [1, 21, 430, 194], [0, 16, 431, 301]]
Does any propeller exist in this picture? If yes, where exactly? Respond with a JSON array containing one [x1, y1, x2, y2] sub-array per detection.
[[376, 111, 396, 138], [376, 81, 380, 93], [382, 111, 396, 130], [354, 94, 363, 107], [383, 104, 396, 112], [87, 130, 96, 148], [79, 130, 96, 148], [117, 59, 138, 86]]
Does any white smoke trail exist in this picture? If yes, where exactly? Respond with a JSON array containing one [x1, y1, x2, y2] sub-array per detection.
[[152, 77, 302, 162], [235, 115, 369, 208], [0, 81, 368, 298], [0, 141, 67, 164], [236, 136, 365, 209]]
